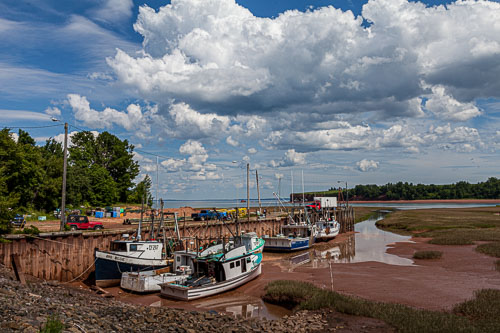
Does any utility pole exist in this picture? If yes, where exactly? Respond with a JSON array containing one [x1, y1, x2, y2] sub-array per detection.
[[59, 122, 68, 231], [246, 163, 250, 222], [256, 170, 261, 213]]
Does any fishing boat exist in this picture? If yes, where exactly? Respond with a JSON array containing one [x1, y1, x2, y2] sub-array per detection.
[[120, 251, 196, 292], [315, 218, 340, 241], [95, 239, 171, 287], [263, 192, 317, 252], [160, 232, 264, 300], [94, 202, 178, 287], [263, 222, 317, 252]]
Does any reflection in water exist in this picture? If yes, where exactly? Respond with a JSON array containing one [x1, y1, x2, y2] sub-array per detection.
[[283, 212, 414, 270], [150, 294, 291, 320]]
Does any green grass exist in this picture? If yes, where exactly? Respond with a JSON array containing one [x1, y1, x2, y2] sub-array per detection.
[[475, 242, 500, 258], [413, 250, 442, 259], [375, 208, 500, 246], [495, 260, 500, 272], [453, 289, 500, 321], [264, 280, 500, 333], [40, 315, 65, 333]]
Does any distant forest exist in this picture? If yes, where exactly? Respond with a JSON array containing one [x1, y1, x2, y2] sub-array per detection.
[[298, 178, 500, 201]]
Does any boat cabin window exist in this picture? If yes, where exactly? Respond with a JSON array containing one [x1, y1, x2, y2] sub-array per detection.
[[129, 244, 138, 251], [110, 242, 127, 252], [177, 256, 181, 262], [236, 261, 240, 267], [246, 257, 251, 263], [230, 262, 235, 269]]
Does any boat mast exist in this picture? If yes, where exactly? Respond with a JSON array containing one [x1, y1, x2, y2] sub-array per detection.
[[138, 190, 144, 241]]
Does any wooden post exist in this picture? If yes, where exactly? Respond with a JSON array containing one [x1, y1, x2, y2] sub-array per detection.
[[11, 254, 26, 284]]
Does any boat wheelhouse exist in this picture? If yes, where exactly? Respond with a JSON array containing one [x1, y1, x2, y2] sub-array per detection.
[[120, 251, 196, 293], [315, 218, 340, 241]]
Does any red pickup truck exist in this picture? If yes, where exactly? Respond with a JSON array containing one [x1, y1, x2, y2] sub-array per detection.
[[66, 215, 104, 231]]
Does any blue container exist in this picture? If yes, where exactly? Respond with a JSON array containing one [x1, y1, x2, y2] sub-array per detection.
[[112, 211, 118, 218], [95, 211, 104, 218]]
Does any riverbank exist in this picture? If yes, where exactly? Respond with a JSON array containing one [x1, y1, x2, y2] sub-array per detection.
[[351, 199, 500, 204]]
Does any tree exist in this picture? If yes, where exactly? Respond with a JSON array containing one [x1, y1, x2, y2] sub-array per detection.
[[128, 175, 153, 207], [68, 131, 139, 206]]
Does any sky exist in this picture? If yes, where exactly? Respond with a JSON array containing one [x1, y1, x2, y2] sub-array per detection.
[[1, 0, 500, 200]]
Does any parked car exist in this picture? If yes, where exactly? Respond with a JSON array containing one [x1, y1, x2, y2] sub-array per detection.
[[191, 209, 227, 221], [66, 215, 104, 231], [10, 214, 25, 228]]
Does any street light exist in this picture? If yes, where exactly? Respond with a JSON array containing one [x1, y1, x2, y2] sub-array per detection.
[[337, 180, 348, 207]]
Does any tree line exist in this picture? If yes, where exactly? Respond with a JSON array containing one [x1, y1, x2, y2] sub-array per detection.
[[299, 178, 500, 201], [0, 128, 153, 229]]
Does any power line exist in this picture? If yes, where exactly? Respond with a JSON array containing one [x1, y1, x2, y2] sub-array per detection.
[[4, 124, 64, 129]]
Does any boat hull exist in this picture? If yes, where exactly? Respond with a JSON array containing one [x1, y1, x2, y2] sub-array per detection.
[[263, 237, 311, 252], [316, 229, 339, 241], [161, 264, 261, 300], [95, 251, 168, 287], [121, 272, 187, 293]]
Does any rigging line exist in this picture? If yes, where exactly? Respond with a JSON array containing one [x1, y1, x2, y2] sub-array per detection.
[[66, 124, 176, 162], [4, 124, 64, 129]]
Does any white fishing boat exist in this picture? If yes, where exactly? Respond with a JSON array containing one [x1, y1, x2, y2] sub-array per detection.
[[95, 239, 171, 287], [120, 251, 196, 292], [263, 222, 317, 252], [160, 232, 264, 300], [315, 218, 340, 241], [95, 207, 179, 287]]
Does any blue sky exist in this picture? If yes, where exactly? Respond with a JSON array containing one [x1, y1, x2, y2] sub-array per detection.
[[1, 0, 499, 200]]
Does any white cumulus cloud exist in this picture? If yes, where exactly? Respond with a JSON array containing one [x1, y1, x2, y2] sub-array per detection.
[[356, 159, 379, 172]]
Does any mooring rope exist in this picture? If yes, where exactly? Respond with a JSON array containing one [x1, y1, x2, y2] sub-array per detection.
[[62, 258, 97, 284]]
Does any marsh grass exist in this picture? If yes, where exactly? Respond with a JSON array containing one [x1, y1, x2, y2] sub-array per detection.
[[413, 250, 442, 259], [475, 242, 500, 258], [375, 207, 500, 246], [453, 289, 500, 321], [265, 280, 500, 333], [40, 315, 64, 333], [495, 260, 500, 272]]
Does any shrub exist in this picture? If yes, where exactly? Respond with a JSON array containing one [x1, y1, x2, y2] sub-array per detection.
[[13, 225, 40, 235], [413, 250, 442, 260], [475, 242, 500, 258]]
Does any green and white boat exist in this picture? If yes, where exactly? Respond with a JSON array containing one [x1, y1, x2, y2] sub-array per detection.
[[160, 232, 264, 300]]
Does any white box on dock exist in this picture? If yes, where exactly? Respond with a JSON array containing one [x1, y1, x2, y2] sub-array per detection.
[[314, 197, 337, 208]]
